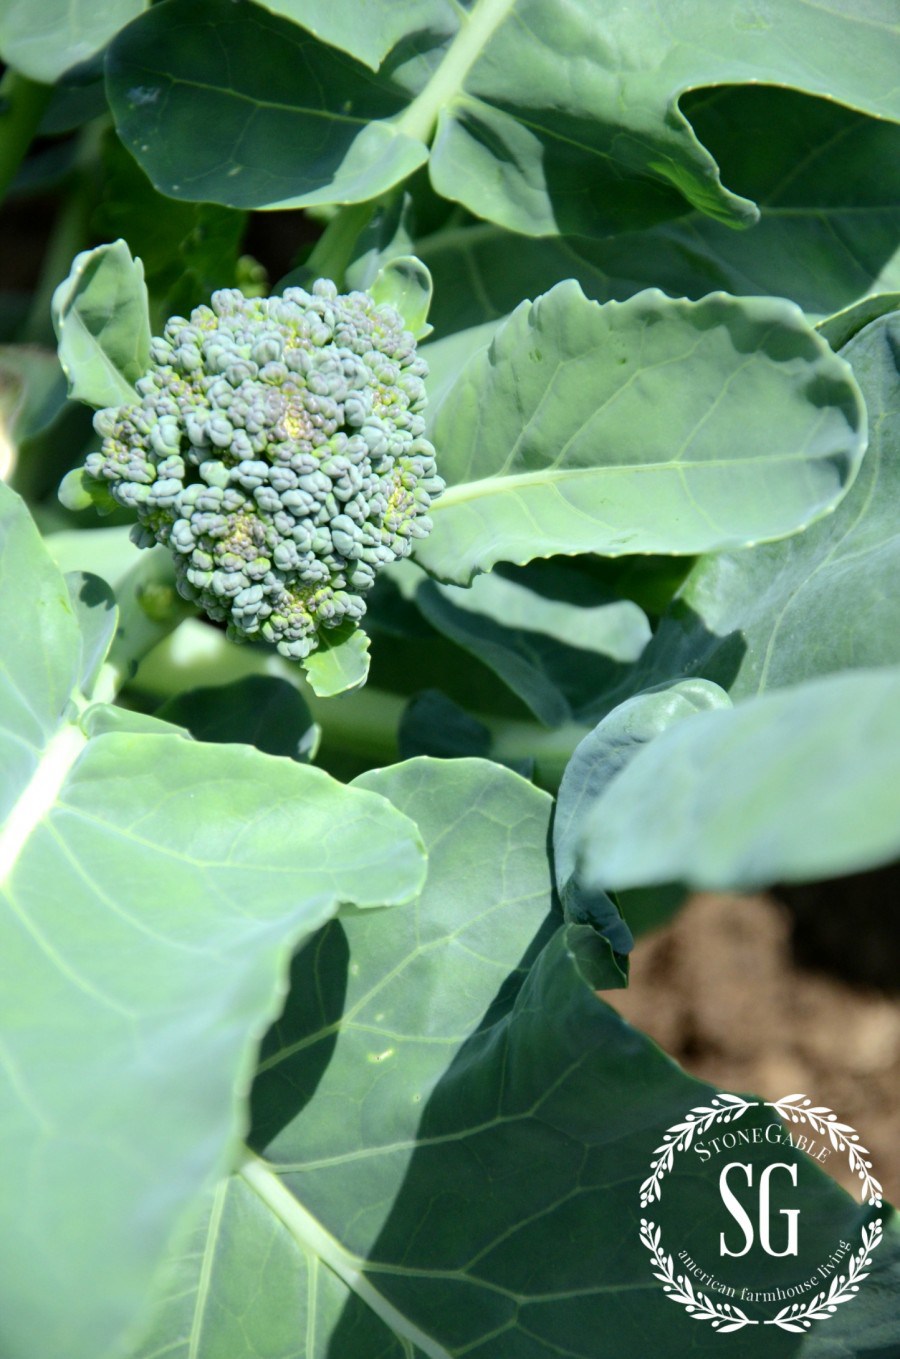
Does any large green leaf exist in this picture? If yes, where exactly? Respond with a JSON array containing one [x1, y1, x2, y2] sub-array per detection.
[[420, 85, 900, 337], [0, 0, 145, 82], [414, 282, 866, 584], [51, 240, 151, 410], [0, 482, 425, 1359], [129, 757, 894, 1358], [629, 308, 900, 700], [105, 0, 900, 234], [579, 667, 900, 894], [105, 0, 428, 211]]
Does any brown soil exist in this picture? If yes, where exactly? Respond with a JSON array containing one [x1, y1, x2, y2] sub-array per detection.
[[602, 894, 900, 1203]]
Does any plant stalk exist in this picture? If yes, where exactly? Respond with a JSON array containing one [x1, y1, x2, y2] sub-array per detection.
[[134, 619, 587, 788], [304, 201, 377, 286]]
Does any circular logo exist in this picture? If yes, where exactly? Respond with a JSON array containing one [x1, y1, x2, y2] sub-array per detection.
[[639, 1094, 883, 1333]]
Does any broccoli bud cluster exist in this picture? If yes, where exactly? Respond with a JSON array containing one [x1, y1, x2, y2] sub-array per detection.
[[85, 280, 444, 658]]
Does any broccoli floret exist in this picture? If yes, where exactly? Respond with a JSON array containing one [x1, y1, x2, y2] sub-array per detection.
[[84, 280, 444, 659]]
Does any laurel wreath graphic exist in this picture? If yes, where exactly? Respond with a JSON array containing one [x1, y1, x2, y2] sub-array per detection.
[[639, 1093, 884, 1334]]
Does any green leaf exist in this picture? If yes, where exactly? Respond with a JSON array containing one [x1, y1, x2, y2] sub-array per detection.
[[631, 309, 900, 700], [817, 293, 900, 352], [554, 679, 728, 945], [302, 622, 371, 697], [416, 568, 651, 726], [0, 481, 425, 1359], [258, 0, 456, 70], [415, 283, 867, 584], [105, 0, 428, 211], [0, 0, 145, 83], [51, 240, 151, 410], [579, 667, 900, 894], [420, 85, 900, 336], [129, 758, 890, 1358], [106, 0, 900, 234], [156, 676, 318, 761], [369, 255, 433, 339]]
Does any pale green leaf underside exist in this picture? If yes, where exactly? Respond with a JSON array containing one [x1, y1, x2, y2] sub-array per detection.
[[51, 240, 151, 411], [0, 0, 145, 82], [420, 84, 900, 337], [415, 283, 866, 584], [580, 666, 900, 894], [0, 483, 425, 1359], [130, 759, 892, 1359]]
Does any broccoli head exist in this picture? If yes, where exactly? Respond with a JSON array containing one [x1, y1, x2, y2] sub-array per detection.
[[84, 280, 444, 659]]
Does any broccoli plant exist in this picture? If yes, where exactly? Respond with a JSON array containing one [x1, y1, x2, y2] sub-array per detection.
[[1, 3, 900, 1359]]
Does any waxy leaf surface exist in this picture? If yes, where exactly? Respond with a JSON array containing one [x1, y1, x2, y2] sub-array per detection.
[[630, 309, 900, 699], [415, 283, 866, 584], [579, 667, 900, 893], [0, 483, 425, 1359], [129, 757, 893, 1358], [106, 0, 900, 236]]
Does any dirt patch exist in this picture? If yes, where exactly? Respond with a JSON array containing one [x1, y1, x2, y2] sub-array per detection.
[[603, 893, 900, 1203]]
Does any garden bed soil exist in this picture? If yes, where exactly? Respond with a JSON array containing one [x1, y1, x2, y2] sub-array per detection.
[[603, 893, 900, 1203]]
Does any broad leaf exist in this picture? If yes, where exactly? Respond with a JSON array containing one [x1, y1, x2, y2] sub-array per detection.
[[414, 282, 866, 584], [420, 85, 900, 337], [630, 309, 900, 699], [51, 239, 151, 409], [0, 482, 425, 1359], [105, 0, 900, 237], [129, 758, 892, 1358], [0, 0, 144, 82], [105, 0, 428, 211], [579, 667, 900, 894]]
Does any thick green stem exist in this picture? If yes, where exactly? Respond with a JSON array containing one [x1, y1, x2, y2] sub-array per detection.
[[0, 68, 52, 207], [305, 201, 376, 286], [134, 620, 586, 788]]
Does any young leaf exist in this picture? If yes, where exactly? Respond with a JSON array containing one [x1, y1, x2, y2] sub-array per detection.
[[302, 622, 371, 697], [0, 482, 425, 1359], [369, 255, 433, 339], [51, 239, 151, 409], [415, 283, 867, 584]]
